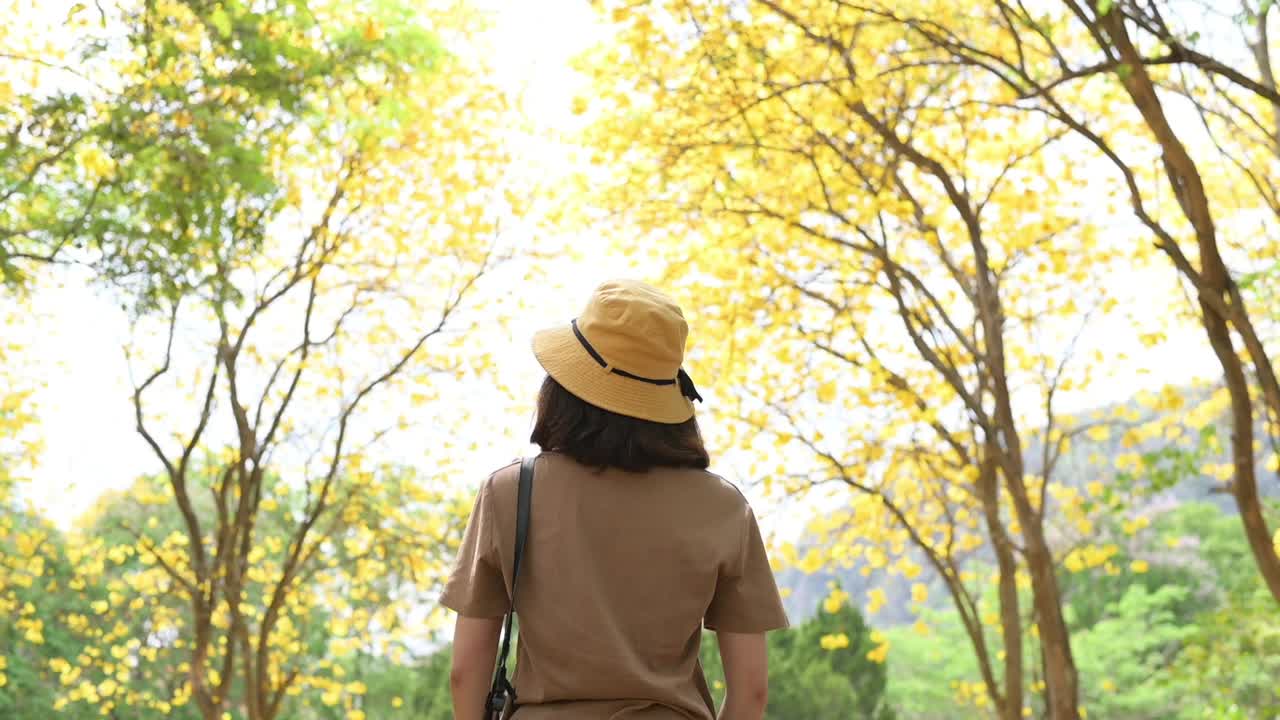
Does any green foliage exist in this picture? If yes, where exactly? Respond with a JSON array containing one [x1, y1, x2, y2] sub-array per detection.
[[1156, 504, 1280, 716], [1, 0, 440, 304], [1167, 587, 1280, 718], [883, 609, 985, 720], [883, 502, 1280, 719], [356, 649, 454, 720], [1072, 584, 1195, 719], [0, 506, 164, 719], [701, 594, 895, 720]]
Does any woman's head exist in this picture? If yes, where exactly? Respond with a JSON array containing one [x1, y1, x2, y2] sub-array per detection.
[[530, 375, 710, 473], [529, 279, 709, 472]]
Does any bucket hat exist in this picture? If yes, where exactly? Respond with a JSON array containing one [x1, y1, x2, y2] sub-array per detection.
[[532, 280, 702, 424]]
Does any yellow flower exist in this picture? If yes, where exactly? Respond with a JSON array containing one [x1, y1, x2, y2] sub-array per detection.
[[1121, 516, 1149, 535], [866, 588, 887, 615], [1130, 560, 1149, 573], [911, 583, 928, 604], [74, 144, 116, 180], [797, 549, 824, 574], [866, 637, 890, 664], [819, 633, 850, 651]]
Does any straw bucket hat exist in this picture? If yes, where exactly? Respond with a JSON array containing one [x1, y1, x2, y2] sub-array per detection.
[[532, 280, 703, 424]]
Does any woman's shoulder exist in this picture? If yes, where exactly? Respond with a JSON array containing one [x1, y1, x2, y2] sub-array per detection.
[[650, 465, 753, 513], [691, 468, 748, 499], [483, 457, 524, 493]]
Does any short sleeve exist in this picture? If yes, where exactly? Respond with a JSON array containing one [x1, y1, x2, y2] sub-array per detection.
[[439, 477, 510, 618], [704, 504, 790, 633]]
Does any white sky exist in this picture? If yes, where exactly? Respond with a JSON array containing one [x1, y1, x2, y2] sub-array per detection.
[[8, 0, 1227, 536]]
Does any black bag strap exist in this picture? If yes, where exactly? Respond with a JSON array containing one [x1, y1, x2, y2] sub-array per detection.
[[487, 456, 535, 717]]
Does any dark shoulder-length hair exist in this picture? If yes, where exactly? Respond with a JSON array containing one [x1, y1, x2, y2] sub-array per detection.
[[529, 376, 710, 473]]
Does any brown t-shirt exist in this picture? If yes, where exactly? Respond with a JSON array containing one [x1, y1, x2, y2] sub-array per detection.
[[440, 452, 789, 719]]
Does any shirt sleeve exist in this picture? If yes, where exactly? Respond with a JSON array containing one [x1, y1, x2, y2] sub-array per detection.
[[439, 476, 510, 618], [704, 504, 790, 633]]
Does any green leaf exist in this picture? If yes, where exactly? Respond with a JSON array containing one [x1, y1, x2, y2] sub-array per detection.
[[65, 2, 86, 23], [210, 7, 233, 38], [1116, 62, 1133, 80], [1098, 0, 1115, 15]]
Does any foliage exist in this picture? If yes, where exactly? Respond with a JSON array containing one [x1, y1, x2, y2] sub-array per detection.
[[700, 592, 894, 720], [883, 608, 986, 720], [0, 0, 476, 305], [50, 467, 468, 719], [0, 304, 61, 714], [1158, 505, 1280, 716], [0, 503, 102, 719], [885, 502, 1280, 720]]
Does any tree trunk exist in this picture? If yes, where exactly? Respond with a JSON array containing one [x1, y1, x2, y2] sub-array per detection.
[[979, 445, 1025, 720], [967, 212, 1080, 719], [1096, 3, 1280, 605]]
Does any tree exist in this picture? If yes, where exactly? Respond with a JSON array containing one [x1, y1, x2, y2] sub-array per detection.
[[581, 1, 1157, 715], [884, 607, 987, 720], [700, 592, 896, 720], [10, 1, 522, 718], [1071, 0, 1280, 609], [784, 591, 896, 720], [57, 467, 467, 719], [809, 0, 1280, 608]]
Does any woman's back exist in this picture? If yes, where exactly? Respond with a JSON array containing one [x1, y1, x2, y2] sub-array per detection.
[[441, 280, 787, 719], [442, 452, 786, 719]]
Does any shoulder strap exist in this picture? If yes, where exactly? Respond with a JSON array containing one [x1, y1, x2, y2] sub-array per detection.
[[512, 456, 535, 592], [489, 456, 535, 709]]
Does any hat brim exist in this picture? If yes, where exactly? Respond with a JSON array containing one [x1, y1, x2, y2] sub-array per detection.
[[532, 325, 695, 425]]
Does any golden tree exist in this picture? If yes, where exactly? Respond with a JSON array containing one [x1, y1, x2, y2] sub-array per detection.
[[1, 1, 524, 718], [830, 0, 1280, 610], [577, 1, 1176, 717]]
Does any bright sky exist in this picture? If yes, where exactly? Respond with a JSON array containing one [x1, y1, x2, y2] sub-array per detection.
[[10, 0, 1226, 536]]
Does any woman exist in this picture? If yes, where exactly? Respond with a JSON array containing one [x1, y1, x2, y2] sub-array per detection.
[[441, 280, 788, 719]]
